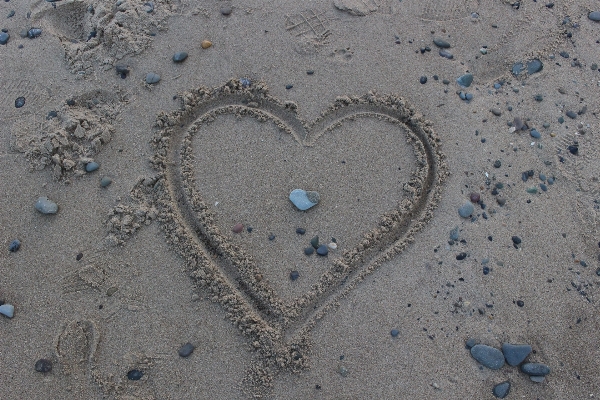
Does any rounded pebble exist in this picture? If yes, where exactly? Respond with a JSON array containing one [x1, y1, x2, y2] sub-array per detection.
[[220, 5, 232, 16], [178, 342, 195, 357], [465, 338, 477, 349], [310, 236, 319, 249], [35, 196, 58, 214], [290, 270, 299, 281], [9, 239, 21, 252], [490, 108, 502, 116], [85, 161, 99, 172], [502, 343, 532, 366], [268, 234, 275, 241], [530, 129, 541, 138], [527, 59, 543, 74], [100, 177, 112, 187], [201, 40, 212, 49], [0, 32, 9, 45], [565, 110, 577, 119], [516, 300, 525, 307], [145, 72, 160, 84], [419, 76, 427, 84], [511, 236, 522, 244], [172, 52, 188, 63], [27, 28, 42, 38], [116, 65, 130, 75], [296, 228, 306, 235], [470, 344, 505, 370], [456, 73, 474, 87], [439, 49, 453, 59], [521, 363, 551, 376], [0, 303, 15, 318], [304, 247, 315, 255], [316, 245, 328, 256], [458, 202, 474, 218], [433, 38, 451, 48], [35, 359, 53, 373], [328, 242, 337, 250], [127, 369, 143, 380], [465, 93, 473, 101], [588, 11, 600, 21], [470, 193, 480, 203], [15, 97, 25, 108], [289, 189, 320, 210], [492, 381, 511, 399], [390, 329, 399, 337], [232, 223, 244, 233]]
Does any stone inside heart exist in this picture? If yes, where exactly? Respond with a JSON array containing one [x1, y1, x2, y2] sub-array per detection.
[[151, 79, 446, 375]]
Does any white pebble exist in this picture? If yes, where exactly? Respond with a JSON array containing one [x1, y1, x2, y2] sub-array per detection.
[[328, 242, 337, 250], [0, 303, 15, 318]]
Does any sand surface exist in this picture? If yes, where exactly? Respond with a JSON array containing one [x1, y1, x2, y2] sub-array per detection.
[[1, 0, 600, 398]]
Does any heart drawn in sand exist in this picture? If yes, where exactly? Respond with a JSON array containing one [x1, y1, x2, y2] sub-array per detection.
[[151, 79, 446, 377]]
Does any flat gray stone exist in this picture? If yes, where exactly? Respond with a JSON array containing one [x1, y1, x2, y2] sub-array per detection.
[[588, 11, 600, 21], [521, 362, 551, 376], [493, 381, 510, 398], [289, 189, 319, 211], [145, 72, 160, 84], [530, 375, 546, 383], [35, 196, 58, 214], [471, 344, 505, 370], [433, 38, 451, 48], [502, 343, 532, 366]]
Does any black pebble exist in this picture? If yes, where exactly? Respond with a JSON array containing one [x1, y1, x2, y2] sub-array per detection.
[[115, 65, 130, 75], [9, 239, 20, 252], [483, 266, 490, 275], [46, 110, 57, 119], [268, 234, 275, 241], [307, 70, 314, 75], [493, 160, 501, 168], [27, 28, 42, 38], [566, 110, 577, 119], [567, 145, 578, 155], [285, 84, 293, 90], [76, 252, 83, 261], [127, 369, 143, 380], [296, 228, 306, 235], [35, 359, 52, 373], [173, 52, 188, 63], [66, 99, 75, 106], [511, 236, 522, 244], [419, 76, 427, 84], [456, 252, 467, 260], [316, 245, 328, 256], [247, 227, 253, 232], [178, 342, 195, 357], [15, 97, 25, 108], [304, 247, 314, 255], [290, 270, 299, 281], [310, 236, 319, 249], [516, 300, 524, 307]]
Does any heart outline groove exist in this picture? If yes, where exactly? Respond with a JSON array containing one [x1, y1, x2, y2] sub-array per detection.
[[150, 79, 447, 385]]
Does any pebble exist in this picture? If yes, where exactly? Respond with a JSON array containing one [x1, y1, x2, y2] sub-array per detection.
[[0, 303, 14, 318], [516, 300, 525, 307], [527, 59, 543, 74], [465, 338, 477, 349], [201, 40, 212, 49], [232, 223, 244, 233], [307, 70, 314, 75], [433, 38, 451, 48], [526, 186, 538, 194], [567, 145, 578, 155], [589, 11, 600, 21], [304, 247, 315, 255], [337, 365, 349, 377], [521, 363, 551, 376], [502, 343, 531, 366], [390, 329, 399, 337], [530, 129, 541, 138], [456, 73, 473, 87], [9, 239, 20, 252], [35, 197, 58, 214], [172, 52, 188, 63], [316, 245, 328, 256], [296, 228, 306, 235], [490, 108, 502, 116], [85, 161, 99, 172], [328, 242, 337, 250], [530, 375, 546, 383], [458, 202, 474, 218], [289, 189, 320, 211], [0, 32, 9, 45], [534, 94, 543, 102], [559, 51, 569, 58], [143, 2, 154, 12], [449, 226, 459, 240], [419, 76, 427, 84], [470, 344, 505, 370], [127, 369, 143, 380], [290, 270, 299, 281], [115, 65, 130, 76], [34, 359, 53, 373], [511, 236, 521, 244], [15, 97, 25, 108], [100, 177, 112, 187], [145, 72, 160, 84], [493, 160, 501, 168], [493, 381, 511, 399], [565, 110, 577, 119], [540, 183, 547, 191], [27, 28, 42, 38], [268, 234, 275, 241], [512, 62, 524, 75], [439, 50, 453, 59], [7, 10, 15, 18], [285, 84, 293, 90], [178, 342, 195, 357], [220, 5, 232, 16], [310, 236, 319, 249]]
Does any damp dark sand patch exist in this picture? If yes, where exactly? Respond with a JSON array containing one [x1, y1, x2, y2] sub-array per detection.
[[149, 79, 447, 393]]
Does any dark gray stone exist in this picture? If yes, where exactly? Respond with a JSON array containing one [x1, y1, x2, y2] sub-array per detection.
[[527, 59, 543, 74], [35, 197, 58, 214], [457, 73, 474, 87], [521, 363, 551, 376], [173, 52, 188, 63], [493, 381, 510, 398], [588, 11, 600, 21], [316, 245, 328, 256], [433, 38, 451, 48], [470, 344, 505, 370], [178, 342, 195, 357], [145, 72, 160, 84], [502, 343, 532, 366], [0, 32, 9, 45]]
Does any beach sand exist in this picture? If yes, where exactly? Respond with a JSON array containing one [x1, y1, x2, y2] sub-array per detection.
[[1, 0, 599, 398]]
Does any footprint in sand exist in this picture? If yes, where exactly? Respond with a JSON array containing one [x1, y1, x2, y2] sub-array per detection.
[[55, 319, 99, 377]]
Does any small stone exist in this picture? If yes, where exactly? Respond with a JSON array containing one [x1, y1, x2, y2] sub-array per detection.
[[0, 303, 15, 318], [328, 242, 337, 250], [511, 236, 521, 244], [439, 50, 453, 59], [307, 70, 314, 75], [15, 97, 25, 108], [490, 108, 502, 116], [296, 228, 306, 235], [310, 235, 319, 249], [201, 40, 212, 49], [143, 2, 154, 12], [559, 51, 569, 58], [9, 239, 20, 252], [337, 365, 349, 377], [115, 65, 130, 75], [492, 381, 511, 399], [589, 11, 600, 21], [526, 186, 538, 194], [220, 5, 232, 16], [100, 177, 112, 187], [106, 287, 118, 296], [502, 343, 532, 366], [232, 223, 244, 233], [178, 342, 195, 357], [85, 162, 99, 172], [512, 62, 525, 76], [304, 247, 315, 255], [456, 74, 474, 87], [565, 110, 577, 119], [458, 202, 474, 218], [534, 94, 543, 102], [567, 145, 578, 155], [35, 197, 58, 214], [127, 369, 143, 380], [470, 344, 505, 370], [290, 271, 299, 281], [465, 338, 477, 349], [465, 93, 473, 101], [390, 329, 399, 337], [316, 245, 328, 256], [0, 32, 9, 45], [521, 363, 551, 376], [530, 129, 541, 139], [285, 84, 293, 90], [530, 375, 546, 383], [173, 52, 188, 63], [456, 252, 467, 260], [268, 234, 275, 241], [526, 59, 543, 74], [540, 183, 547, 192], [289, 189, 319, 211], [34, 359, 53, 373], [27, 28, 42, 39], [516, 300, 525, 307], [433, 38, 451, 48], [493, 160, 501, 168], [145, 72, 160, 84]]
